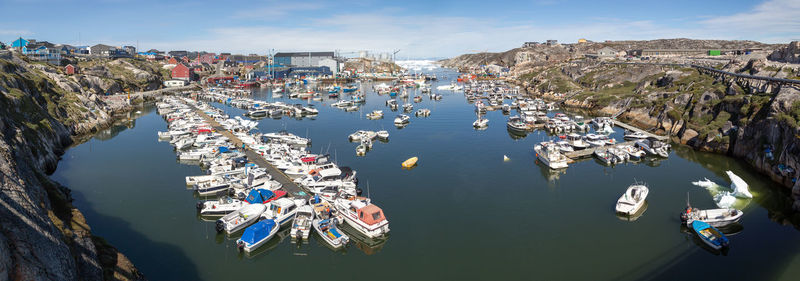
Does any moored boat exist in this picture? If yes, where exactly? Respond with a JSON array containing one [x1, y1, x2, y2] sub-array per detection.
[[236, 219, 279, 253], [691, 220, 730, 250], [615, 183, 649, 216]]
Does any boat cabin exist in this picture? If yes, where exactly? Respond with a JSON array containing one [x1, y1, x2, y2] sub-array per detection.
[[353, 203, 386, 225]]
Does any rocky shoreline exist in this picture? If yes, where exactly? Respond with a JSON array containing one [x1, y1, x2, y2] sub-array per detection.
[[1, 54, 166, 281], [442, 39, 800, 215]]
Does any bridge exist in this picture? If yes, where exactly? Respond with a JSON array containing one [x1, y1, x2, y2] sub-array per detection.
[[600, 62, 800, 88]]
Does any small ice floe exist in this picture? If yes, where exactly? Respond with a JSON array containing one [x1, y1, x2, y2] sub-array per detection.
[[503, 155, 510, 162]]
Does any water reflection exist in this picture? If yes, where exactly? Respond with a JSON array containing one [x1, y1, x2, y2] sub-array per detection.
[[616, 201, 649, 222], [241, 227, 292, 259]]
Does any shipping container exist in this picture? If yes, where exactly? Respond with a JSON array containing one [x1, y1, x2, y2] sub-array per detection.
[[708, 50, 721, 56]]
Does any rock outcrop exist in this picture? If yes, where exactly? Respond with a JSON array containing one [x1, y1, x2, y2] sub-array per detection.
[[1, 54, 152, 281], [769, 41, 800, 64]]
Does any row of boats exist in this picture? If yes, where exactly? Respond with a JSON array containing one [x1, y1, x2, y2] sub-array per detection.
[[155, 95, 390, 254]]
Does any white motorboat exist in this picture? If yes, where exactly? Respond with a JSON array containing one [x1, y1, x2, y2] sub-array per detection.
[[216, 203, 266, 234], [197, 196, 245, 216], [376, 130, 389, 139], [624, 130, 649, 140], [615, 183, 649, 216], [394, 114, 410, 125], [534, 142, 569, 169], [619, 145, 645, 161], [334, 197, 390, 239], [313, 218, 349, 249], [555, 141, 574, 153], [291, 205, 314, 241], [194, 177, 232, 196], [261, 198, 307, 226], [607, 146, 628, 163], [593, 148, 616, 165], [473, 114, 489, 129], [566, 133, 590, 150], [403, 103, 413, 112]]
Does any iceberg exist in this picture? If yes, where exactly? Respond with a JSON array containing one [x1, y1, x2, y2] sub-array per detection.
[[691, 178, 720, 189], [713, 192, 737, 208], [726, 171, 753, 199]]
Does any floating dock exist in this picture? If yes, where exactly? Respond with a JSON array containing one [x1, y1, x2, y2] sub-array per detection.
[[563, 140, 638, 159], [191, 106, 308, 199]]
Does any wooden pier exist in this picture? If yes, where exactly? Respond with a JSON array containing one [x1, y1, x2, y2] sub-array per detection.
[[191, 106, 308, 199]]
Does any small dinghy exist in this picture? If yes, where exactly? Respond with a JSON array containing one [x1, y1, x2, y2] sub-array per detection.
[[692, 220, 730, 250], [616, 183, 649, 216], [402, 157, 418, 169], [313, 218, 349, 249], [216, 204, 266, 234], [236, 219, 278, 253]]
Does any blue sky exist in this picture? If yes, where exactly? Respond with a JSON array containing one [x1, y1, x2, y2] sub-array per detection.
[[1, 0, 798, 58]]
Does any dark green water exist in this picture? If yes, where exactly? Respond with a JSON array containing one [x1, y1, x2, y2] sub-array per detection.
[[51, 68, 800, 280]]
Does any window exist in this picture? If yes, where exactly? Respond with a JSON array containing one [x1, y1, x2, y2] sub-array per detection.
[[371, 212, 382, 221], [359, 212, 363, 219]]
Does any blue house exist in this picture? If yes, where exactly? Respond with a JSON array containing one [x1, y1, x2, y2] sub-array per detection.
[[11, 37, 28, 49]]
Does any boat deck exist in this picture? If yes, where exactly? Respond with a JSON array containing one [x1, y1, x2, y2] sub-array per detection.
[[191, 106, 308, 200]]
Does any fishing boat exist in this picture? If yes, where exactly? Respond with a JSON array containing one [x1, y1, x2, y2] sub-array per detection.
[[402, 157, 418, 168], [291, 205, 314, 241], [506, 116, 529, 133], [313, 218, 349, 249], [534, 142, 569, 169], [394, 114, 410, 125], [566, 133, 590, 150], [215, 203, 266, 234], [691, 220, 730, 250], [615, 183, 649, 216], [619, 145, 645, 161], [334, 197, 390, 238], [682, 207, 743, 228], [236, 219, 278, 253]]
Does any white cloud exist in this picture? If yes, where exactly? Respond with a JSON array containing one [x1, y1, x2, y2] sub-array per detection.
[[0, 29, 32, 36], [145, 0, 799, 58], [232, 2, 326, 19]]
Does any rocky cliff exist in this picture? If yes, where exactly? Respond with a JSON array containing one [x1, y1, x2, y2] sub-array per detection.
[[0, 54, 159, 281], [769, 41, 800, 64]]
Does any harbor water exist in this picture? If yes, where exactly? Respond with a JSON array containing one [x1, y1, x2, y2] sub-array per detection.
[[51, 66, 800, 280]]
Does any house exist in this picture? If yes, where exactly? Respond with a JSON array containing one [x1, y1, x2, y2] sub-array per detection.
[[167, 57, 179, 65], [522, 42, 539, 48], [123, 46, 136, 55], [546, 39, 558, 46], [171, 63, 192, 81], [196, 53, 216, 64], [65, 64, 77, 75], [90, 44, 118, 57], [181, 56, 190, 64], [10, 38, 29, 50], [22, 43, 61, 64], [578, 38, 588, 43], [168, 50, 188, 58], [596, 47, 619, 58]]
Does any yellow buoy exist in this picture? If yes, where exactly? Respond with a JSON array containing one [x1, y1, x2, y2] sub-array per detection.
[[401, 157, 418, 169]]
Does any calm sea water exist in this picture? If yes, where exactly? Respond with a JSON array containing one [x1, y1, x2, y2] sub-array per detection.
[[51, 67, 800, 281]]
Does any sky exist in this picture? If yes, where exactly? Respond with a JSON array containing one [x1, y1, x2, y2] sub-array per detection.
[[0, 0, 798, 58]]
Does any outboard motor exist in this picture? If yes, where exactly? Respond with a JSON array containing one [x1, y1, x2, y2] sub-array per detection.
[[196, 201, 204, 210], [215, 220, 224, 233], [236, 240, 245, 252]]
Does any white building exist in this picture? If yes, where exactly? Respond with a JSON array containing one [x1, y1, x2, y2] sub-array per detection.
[[164, 80, 187, 87], [318, 58, 339, 75]]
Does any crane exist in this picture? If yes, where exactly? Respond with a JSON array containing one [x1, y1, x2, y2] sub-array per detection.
[[392, 49, 401, 62]]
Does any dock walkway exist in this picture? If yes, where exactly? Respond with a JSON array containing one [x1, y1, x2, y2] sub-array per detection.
[[612, 120, 669, 141], [563, 140, 638, 159], [191, 106, 308, 199]]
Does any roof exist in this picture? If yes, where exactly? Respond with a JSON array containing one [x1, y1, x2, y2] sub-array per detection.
[[274, 52, 334, 58], [357, 204, 386, 225]]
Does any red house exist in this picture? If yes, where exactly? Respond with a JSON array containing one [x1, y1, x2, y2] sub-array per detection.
[[168, 57, 178, 64], [171, 63, 192, 81], [65, 64, 76, 75]]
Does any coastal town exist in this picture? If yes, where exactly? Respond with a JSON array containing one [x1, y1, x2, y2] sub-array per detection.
[[2, 1, 800, 280]]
